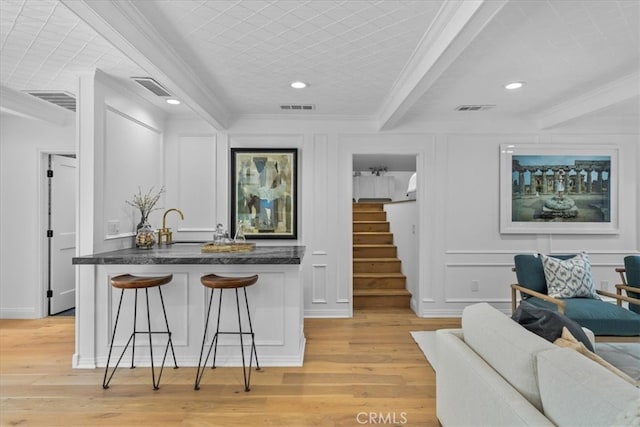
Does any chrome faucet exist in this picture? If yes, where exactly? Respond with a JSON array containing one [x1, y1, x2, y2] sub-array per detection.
[[158, 208, 184, 245]]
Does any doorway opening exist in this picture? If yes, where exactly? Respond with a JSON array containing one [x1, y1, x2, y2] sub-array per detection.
[[42, 153, 77, 317], [351, 154, 417, 312]]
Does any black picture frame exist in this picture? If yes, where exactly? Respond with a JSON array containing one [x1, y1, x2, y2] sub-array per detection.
[[230, 148, 298, 239]]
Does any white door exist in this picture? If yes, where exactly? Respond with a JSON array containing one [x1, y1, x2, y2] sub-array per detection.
[[49, 154, 77, 315]]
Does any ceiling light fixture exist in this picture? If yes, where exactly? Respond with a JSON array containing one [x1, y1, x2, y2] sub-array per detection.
[[505, 81, 525, 90], [290, 81, 308, 89], [166, 99, 181, 105]]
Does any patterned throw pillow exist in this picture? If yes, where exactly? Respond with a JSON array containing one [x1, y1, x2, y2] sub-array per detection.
[[540, 252, 598, 298]]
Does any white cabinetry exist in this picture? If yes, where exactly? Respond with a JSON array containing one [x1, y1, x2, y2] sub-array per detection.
[[353, 175, 395, 201]]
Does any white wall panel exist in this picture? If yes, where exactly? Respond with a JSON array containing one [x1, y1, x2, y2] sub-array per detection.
[[385, 202, 418, 301], [103, 107, 163, 236], [0, 116, 75, 318], [311, 263, 328, 304], [444, 262, 516, 303], [443, 134, 539, 252], [177, 135, 216, 231]]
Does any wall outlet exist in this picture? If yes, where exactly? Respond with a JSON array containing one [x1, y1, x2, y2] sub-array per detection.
[[471, 280, 479, 292], [600, 280, 609, 290], [107, 220, 120, 235]]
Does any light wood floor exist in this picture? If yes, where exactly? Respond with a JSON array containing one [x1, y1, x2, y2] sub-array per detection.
[[0, 309, 460, 426]]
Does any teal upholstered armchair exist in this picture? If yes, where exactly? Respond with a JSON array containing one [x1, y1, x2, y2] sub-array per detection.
[[511, 254, 640, 342], [615, 255, 640, 314]]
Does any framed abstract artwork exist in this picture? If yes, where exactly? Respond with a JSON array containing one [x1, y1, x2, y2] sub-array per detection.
[[230, 148, 298, 239], [499, 144, 618, 234]]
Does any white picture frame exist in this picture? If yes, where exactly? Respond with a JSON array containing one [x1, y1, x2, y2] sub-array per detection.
[[499, 144, 619, 234]]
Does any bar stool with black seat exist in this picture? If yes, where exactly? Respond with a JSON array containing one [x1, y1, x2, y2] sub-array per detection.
[[103, 274, 178, 390], [194, 274, 260, 392]]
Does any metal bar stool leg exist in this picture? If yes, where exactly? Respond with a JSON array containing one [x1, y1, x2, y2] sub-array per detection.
[[195, 288, 216, 390], [103, 289, 138, 389], [130, 289, 138, 369], [211, 289, 224, 369], [243, 287, 260, 371], [103, 288, 126, 389], [157, 286, 178, 369], [144, 289, 160, 390], [145, 287, 178, 390], [235, 288, 251, 391]]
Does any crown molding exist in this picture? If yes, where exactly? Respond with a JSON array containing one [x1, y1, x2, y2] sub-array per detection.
[[376, 0, 507, 131], [61, 0, 230, 130]]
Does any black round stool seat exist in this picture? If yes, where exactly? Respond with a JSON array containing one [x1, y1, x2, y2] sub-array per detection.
[[111, 273, 173, 289], [103, 273, 178, 390], [200, 274, 258, 289], [195, 274, 260, 392]]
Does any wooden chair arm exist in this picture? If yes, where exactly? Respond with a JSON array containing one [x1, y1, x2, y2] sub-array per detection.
[[615, 284, 640, 295], [615, 267, 627, 285], [510, 284, 566, 314], [598, 287, 640, 307]]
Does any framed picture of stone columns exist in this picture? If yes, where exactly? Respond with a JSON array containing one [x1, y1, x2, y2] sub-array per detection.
[[499, 144, 619, 234], [230, 148, 298, 239]]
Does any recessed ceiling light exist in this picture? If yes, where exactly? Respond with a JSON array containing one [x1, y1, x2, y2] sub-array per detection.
[[290, 81, 308, 89], [505, 81, 525, 90], [166, 99, 181, 105]]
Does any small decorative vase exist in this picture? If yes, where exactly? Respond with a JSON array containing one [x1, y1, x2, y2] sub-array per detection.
[[136, 217, 147, 232], [135, 221, 156, 249]]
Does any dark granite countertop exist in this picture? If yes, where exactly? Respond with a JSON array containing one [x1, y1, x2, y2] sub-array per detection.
[[72, 243, 306, 265]]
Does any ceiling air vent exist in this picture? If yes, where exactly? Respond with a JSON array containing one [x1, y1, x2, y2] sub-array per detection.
[[132, 77, 171, 97], [280, 104, 315, 111], [455, 105, 495, 111], [25, 91, 76, 112]]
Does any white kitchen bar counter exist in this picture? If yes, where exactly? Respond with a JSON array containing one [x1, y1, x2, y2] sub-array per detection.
[[72, 244, 306, 369]]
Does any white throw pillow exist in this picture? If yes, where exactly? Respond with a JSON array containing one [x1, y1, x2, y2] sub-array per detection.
[[541, 252, 598, 298]]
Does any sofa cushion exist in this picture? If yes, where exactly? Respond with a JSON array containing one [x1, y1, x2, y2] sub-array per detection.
[[512, 300, 594, 351], [462, 303, 557, 411], [554, 327, 636, 386], [524, 297, 640, 336], [541, 252, 597, 298], [536, 347, 638, 427], [436, 329, 554, 427]]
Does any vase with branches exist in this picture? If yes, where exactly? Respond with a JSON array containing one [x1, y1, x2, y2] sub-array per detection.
[[126, 186, 165, 230], [126, 186, 164, 249]]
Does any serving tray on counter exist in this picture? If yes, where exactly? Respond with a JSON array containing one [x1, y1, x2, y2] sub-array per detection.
[[201, 242, 256, 253]]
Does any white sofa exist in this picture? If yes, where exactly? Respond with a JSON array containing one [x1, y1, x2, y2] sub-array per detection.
[[436, 303, 638, 427]]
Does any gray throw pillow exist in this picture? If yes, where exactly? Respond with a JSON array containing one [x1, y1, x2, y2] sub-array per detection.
[[511, 300, 594, 352]]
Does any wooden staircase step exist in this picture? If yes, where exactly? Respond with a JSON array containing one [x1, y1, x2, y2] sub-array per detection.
[[352, 202, 410, 309], [353, 232, 393, 244], [354, 273, 406, 290], [353, 211, 387, 221], [353, 244, 397, 258], [353, 258, 402, 273], [353, 289, 412, 309], [353, 221, 389, 232], [354, 289, 411, 297], [352, 202, 384, 212]]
